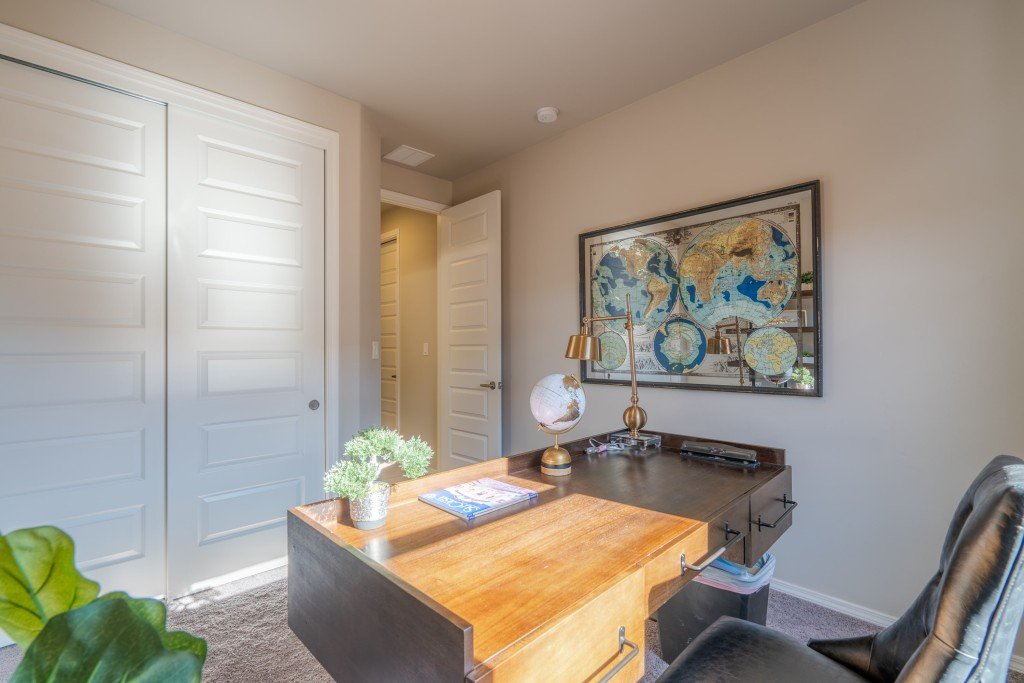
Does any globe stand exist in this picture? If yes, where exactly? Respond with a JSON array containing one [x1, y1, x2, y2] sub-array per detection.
[[539, 424, 574, 476]]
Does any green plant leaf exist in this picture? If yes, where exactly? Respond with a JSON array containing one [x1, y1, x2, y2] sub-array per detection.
[[10, 595, 205, 683], [0, 526, 100, 649], [99, 592, 208, 663]]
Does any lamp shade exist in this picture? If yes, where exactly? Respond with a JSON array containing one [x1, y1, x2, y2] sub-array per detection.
[[707, 330, 732, 355], [565, 332, 601, 361]]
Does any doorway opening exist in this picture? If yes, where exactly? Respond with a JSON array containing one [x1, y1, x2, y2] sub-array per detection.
[[380, 201, 440, 471]]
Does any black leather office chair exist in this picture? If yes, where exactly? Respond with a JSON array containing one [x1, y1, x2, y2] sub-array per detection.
[[658, 455, 1024, 682]]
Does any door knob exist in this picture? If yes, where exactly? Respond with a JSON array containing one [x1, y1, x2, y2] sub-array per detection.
[[479, 381, 496, 390], [308, 400, 320, 411]]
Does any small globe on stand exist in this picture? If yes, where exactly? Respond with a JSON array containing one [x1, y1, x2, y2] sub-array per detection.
[[529, 374, 586, 476]]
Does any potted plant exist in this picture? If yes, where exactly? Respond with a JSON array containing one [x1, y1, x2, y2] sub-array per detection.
[[0, 526, 206, 682], [800, 271, 813, 291], [324, 426, 433, 529], [792, 367, 815, 391]]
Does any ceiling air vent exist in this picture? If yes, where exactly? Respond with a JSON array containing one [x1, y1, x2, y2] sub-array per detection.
[[382, 145, 435, 167]]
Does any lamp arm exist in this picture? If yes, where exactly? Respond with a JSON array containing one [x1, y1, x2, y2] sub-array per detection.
[[583, 313, 629, 325], [624, 296, 639, 415]]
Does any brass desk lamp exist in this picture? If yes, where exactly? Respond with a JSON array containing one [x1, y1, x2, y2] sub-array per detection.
[[566, 293, 652, 443]]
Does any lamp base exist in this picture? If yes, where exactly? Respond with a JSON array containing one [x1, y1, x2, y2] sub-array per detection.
[[541, 445, 572, 476], [610, 431, 662, 450]]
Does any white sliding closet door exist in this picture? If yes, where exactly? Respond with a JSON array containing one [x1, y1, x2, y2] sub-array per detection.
[[167, 107, 326, 597], [0, 59, 168, 597]]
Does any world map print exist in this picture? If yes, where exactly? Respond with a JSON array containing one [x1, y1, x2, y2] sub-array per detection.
[[743, 327, 798, 379], [591, 238, 678, 335], [680, 217, 798, 329], [583, 194, 816, 392], [653, 317, 706, 373], [597, 331, 627, 370]]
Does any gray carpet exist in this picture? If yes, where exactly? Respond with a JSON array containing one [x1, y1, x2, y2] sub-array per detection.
[[1, 569, 1021, 682]]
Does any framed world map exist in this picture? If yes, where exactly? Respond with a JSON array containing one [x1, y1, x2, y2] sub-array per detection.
[[578, 181, 822, 396]]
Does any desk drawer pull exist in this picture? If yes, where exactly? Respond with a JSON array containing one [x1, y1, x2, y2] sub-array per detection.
[[680, 527, 746, 574], [755, 494, 798, 530], [597, 626, 639, 683]]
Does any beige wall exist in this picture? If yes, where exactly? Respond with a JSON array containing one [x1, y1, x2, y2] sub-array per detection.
[[0, 0, 383, 443], [454, 0, 1024, 643], [381, 162, 453, 206], [380, 206, 439, 454]]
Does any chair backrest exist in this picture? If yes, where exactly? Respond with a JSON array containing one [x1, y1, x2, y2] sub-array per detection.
[[812, 455, 1024, 682]]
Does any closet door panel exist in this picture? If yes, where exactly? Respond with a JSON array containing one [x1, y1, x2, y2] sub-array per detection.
[[0, 59, 167, 598], [167, 106, 326, 597]]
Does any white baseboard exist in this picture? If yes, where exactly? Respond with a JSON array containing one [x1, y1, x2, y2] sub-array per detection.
[[771, 579, 1024, 674], [771, 578, 896, 627]]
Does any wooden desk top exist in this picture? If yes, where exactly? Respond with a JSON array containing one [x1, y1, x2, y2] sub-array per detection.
[[290, 431, 789, 677]]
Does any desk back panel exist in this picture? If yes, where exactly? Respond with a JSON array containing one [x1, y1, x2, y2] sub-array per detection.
[[287, 512, 473, 681]]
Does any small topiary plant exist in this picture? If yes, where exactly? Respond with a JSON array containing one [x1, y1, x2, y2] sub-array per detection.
[[792, 367, 815, 387], [801, 271, 814, 285], [324, 427, 433, 500]]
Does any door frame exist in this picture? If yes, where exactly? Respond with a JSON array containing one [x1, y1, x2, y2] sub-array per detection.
[[380, 188, 449, 215], [380, 189, 450, 464], [0, 23, 343, 473], [379, 230, 400, 430]]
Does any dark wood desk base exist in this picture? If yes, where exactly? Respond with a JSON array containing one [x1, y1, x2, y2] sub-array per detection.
[[288, 431, 793, 682]]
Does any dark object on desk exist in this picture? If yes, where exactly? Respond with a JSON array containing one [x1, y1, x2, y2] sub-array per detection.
[[658, 454, 1024, 683], [610, 430, 662, 449], [682, 441, 757, 464]]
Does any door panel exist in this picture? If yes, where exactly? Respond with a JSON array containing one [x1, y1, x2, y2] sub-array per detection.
[[380, 236, 399, 429], [438, 191, 501, 470], [0, 59, 167, 597], [167, 106, 326, 597]]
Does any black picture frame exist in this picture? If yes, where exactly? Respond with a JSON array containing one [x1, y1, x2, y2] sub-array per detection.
[[577, 180, 822, 397]]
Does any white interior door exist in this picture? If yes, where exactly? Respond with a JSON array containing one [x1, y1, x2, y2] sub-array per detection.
[[437, 190, 502, 470], [0, 59, 167, 597], [380, 233, 399, 430], [167, 106, 326, 597]]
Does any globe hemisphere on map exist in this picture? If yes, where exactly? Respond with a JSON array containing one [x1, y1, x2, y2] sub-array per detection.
[[592, 238, 679, 334], [743, 327, 798, 378], [596, 331, 627, 371], [529, 374, 586, 433], [679, 217, 798, 330], [653, 317, 707, 373]]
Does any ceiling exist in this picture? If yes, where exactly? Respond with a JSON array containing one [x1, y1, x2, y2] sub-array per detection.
[[97, 0, 863, 179]]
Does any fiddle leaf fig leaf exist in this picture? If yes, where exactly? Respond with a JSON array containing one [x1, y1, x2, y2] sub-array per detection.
[[0, 526, 100, 649], [11, 596, 205, 683], [100, 592, 208, 663]]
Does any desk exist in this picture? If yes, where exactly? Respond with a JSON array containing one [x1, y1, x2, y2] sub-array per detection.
[[288, 431, 794, 682]]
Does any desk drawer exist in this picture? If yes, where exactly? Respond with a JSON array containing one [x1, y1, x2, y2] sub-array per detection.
[[469, 569, 645, 683], [749, 467, 795, 560], [644, 496, 748, 614]]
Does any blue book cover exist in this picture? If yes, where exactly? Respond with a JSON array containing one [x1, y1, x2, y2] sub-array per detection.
[[418, 478, 537, 520]]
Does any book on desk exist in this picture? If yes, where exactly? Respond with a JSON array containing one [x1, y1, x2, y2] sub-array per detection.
[[418, 477, 537, 520]]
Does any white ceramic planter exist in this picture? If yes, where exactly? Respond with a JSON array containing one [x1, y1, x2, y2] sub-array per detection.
[[348, 482, 390, 530]]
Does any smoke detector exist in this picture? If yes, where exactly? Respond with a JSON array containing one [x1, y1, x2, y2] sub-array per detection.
[[536, 106, 559, 124], [382, 144, 435, 167]]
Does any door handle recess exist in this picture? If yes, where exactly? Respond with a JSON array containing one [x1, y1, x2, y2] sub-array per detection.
[[308, 400, 320, 411], [597, 626, 639, 683], [680, 526, 745, 574], [479, 381, 496, 390], [755, 494, 797, 529]]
